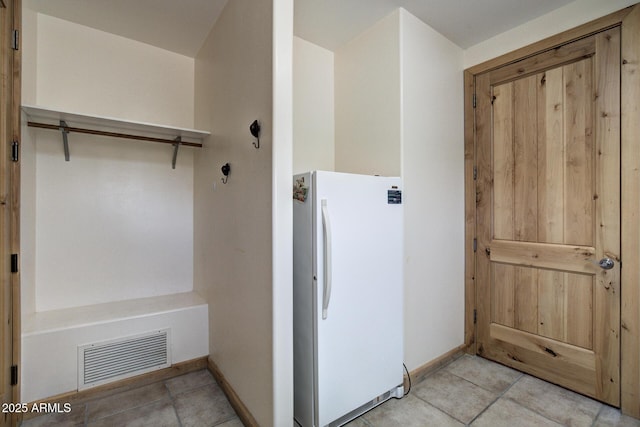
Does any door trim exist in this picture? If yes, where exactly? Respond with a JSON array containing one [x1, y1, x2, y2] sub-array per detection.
[[463, 4, 640, 418], [8, 0, 20, 420]]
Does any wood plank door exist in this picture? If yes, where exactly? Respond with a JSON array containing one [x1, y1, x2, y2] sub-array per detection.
[[475, 27, 621, 405]]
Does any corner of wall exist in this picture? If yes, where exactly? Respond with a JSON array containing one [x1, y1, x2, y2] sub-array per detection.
[[272, 1, 294, 424], [192, 0, 276, 424], [399, 8, 465, 370], [292, 36, 335, 174], [334, 9, 401, 176], [32, 13, 195, 128]]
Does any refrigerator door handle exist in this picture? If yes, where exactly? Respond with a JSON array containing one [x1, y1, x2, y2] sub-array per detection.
[[321, 199, 332, 319]]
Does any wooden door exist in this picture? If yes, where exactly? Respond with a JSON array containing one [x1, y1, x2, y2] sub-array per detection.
[[0, 0, 20, 425], [475, 28, 620, 405]]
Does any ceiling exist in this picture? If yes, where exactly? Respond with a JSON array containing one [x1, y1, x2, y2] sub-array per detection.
[[24, 0, 575, 56], [296, 0, 575, 51]]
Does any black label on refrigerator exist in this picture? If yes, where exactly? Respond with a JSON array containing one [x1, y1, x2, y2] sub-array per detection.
[[388, 190, 402, 204]]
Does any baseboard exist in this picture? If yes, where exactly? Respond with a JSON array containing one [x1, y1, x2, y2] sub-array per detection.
[[20, 356, 207, 422], [406, 344, 468, 388], [207, 357, 259, 427]]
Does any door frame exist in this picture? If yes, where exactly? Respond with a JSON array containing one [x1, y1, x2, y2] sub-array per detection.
[[1, 0, 21, 423], [463, 4, 640, 418]]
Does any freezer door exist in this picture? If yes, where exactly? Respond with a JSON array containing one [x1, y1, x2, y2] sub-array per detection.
[[313, 171, 403, 427]]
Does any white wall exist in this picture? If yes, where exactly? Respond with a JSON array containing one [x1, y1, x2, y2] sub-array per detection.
[[20, 12, 197, 314], [293, 37, 334, 174], [272, 0, 294, 424], [33, 131, 194, 311], [32, 13, 194, 129], [399, 9, 465, 370], [193, 0, 275, 424], [464, 0, 639, 68], [334, 11, 401, 177], [20, 115, 37, 316]]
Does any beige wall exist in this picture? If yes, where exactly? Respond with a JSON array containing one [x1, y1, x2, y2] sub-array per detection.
[[293, 36, 335, 174], [193, 0, 275, 425], [28, 13, 194, 128], [464, 0, 639, 68], [30, 129, 194, 311], [399, 9, 465, 370], [334, 10, 401, 177]]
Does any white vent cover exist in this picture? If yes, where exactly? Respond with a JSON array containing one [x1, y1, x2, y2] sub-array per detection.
[[78, 329, 171, 390]]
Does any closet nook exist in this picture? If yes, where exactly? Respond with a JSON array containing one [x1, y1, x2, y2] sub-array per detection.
[[20, 104, 210, 402]]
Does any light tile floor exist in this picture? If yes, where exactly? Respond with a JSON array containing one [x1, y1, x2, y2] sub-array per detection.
[[346, 355, 640, 427], [20, 355, 640, 426], [20, 369, 242, 427]]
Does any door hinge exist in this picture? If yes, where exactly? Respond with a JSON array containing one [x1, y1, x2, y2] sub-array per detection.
[[10, 254, 18, 274], [473, 166, 477, 180], [11, 140, 19, 162], [472, 93, 477, 108], [11, 29, 18, 51], [473, 309, 477, 324], [473, 238, 477, 252], [10, 365, 17, 386]]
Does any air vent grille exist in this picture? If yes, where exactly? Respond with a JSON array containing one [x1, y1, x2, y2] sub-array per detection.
[[78, 329, 171, 389]]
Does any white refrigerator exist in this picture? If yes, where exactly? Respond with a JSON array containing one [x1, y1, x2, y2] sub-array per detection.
[[293, 171, 404, 427]]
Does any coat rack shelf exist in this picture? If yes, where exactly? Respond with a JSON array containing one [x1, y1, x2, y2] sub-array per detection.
[[21, 105, 210, 169]]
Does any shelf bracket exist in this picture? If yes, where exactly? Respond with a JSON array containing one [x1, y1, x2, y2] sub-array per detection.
[[59, 120, 70, 161], [171, 136, 181, 169]]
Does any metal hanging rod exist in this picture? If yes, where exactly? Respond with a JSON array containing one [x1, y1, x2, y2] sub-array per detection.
[[28, 121, 202, 168], [28, 121, 203, 147]]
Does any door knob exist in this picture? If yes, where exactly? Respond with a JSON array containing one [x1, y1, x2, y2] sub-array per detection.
[[599, 258, 615, 270]]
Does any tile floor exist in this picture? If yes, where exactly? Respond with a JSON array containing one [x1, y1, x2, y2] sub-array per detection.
[[345, 355, 640, 427], [20, 355, 640, 427], [20, 369, 242, 427]]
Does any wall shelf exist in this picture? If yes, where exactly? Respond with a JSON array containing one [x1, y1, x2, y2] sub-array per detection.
[[21, 105, 210, 168]]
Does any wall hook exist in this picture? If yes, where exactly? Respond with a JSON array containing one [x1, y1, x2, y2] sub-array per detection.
[[250, 119, 260, 149], [221, 163, 230, 184]]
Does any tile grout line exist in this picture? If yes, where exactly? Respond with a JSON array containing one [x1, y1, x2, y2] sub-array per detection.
[[87, 370, 218, 426], [590, 404, 606, 427], [167, 371, 239, 427], [468, 374, 598, 427], [464, 372, 533, 426], [406, 363, 504, 424], [442, 357, 602, 426], [211, 414, 243, 427], [410, 355, 526, 426], [86, 396, 169, 422], [163, 380, 184, 427]]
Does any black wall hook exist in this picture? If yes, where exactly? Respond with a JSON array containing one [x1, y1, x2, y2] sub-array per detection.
[[221, 163, 230, 184], [250, 120, 260, 149]]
